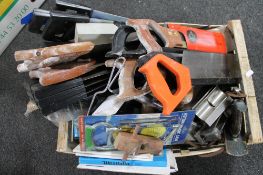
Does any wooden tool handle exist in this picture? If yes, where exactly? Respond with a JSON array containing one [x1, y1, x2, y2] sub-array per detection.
[[29, 61, 96, 86], [114, 132, 163, 160], [15, 41, 94, 61]]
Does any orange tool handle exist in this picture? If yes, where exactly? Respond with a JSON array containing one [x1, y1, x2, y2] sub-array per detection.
[[138, 54, 192, 115], [167, 24, 227, 54]]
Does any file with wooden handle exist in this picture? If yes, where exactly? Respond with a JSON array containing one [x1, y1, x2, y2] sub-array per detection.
[[29, 61, 99, 86], [15, 42, 94, 72]]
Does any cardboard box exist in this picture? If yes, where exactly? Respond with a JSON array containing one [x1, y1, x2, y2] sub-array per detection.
[[0, 0, 45, 55]]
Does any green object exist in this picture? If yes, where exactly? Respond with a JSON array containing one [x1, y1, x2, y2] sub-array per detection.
[[140, 124, 166, 138], [85, 127, 94, 150], [0, 0, 18, 22]]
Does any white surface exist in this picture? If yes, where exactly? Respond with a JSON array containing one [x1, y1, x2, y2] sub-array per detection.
[[246, 69, 254, 77], [75, 23, 117, 45], [73, 145, 153, 161], [92, 95, 124, 116], [77, 149, 177, 174], [77, 164, 173, 175]]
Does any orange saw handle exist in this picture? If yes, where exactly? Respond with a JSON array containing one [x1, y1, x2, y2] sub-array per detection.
[[138, 54, 192, 115]]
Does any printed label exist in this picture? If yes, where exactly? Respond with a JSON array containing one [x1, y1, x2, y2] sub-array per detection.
[[0, 0, 45, 55]]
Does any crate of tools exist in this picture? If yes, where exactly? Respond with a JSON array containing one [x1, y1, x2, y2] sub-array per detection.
[[14, 1, 263, 174]]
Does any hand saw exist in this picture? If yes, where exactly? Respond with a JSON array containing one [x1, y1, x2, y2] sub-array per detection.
[[166, 23, 227, 54], [106, 19, 227, 59], [137, 51, 241, 115]]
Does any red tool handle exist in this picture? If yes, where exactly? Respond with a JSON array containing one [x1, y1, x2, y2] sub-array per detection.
[[139, 54, 192, 115], [167, 24, 227, 54]]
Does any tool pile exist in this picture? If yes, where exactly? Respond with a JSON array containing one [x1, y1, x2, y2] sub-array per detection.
[[14, 1, 248, 174]]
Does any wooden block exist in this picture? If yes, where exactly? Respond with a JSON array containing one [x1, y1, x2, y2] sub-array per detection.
[[56, 121, 72, 153], [75, 23, 118, 45], [114, 132, 163, 158], [247, 96, 263, 144], [175, 147, 224, 157], [227, 20, 263, 144]]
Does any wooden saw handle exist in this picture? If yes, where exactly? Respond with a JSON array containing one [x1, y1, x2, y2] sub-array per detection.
[[127, 19, 185, 53]]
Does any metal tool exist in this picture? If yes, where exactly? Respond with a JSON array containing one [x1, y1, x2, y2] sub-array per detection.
[[43, 11, 91, 42], [92, 59, 150, 116], [137, 50, 241, 86], [106, 19, 185, 58], [15, 42, 94, 72], [106, 25, 146, 57], [193, 87, 233, 126], [28, 9, 90, 41], [224, 98, 248, 156], [180, 89, 194, 105], [226, 99, 247, 137], [194, 116, 226, 145], [138, 52, 192, 115], [208, 25, 236, 53], [29, 70, 109, 99], [224, 131, 248, 156], [36, 78, 108, 108], [27, 9, 50, 34], [135, 95, 163, 112], [107, 18, 188, 58], [92, 95, 125, 116], [26, 69, 109, 115], [226, 87, 247, 98], [166, 23, 227, 54], [106, 59, 150, 100], [119, 118, 178, 127], [27, 1, 117, 42], [108, 19, 226, 59], [55, 0, 127, 22], [87, 57, 126, 115], [182, 50, 241, 85]]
